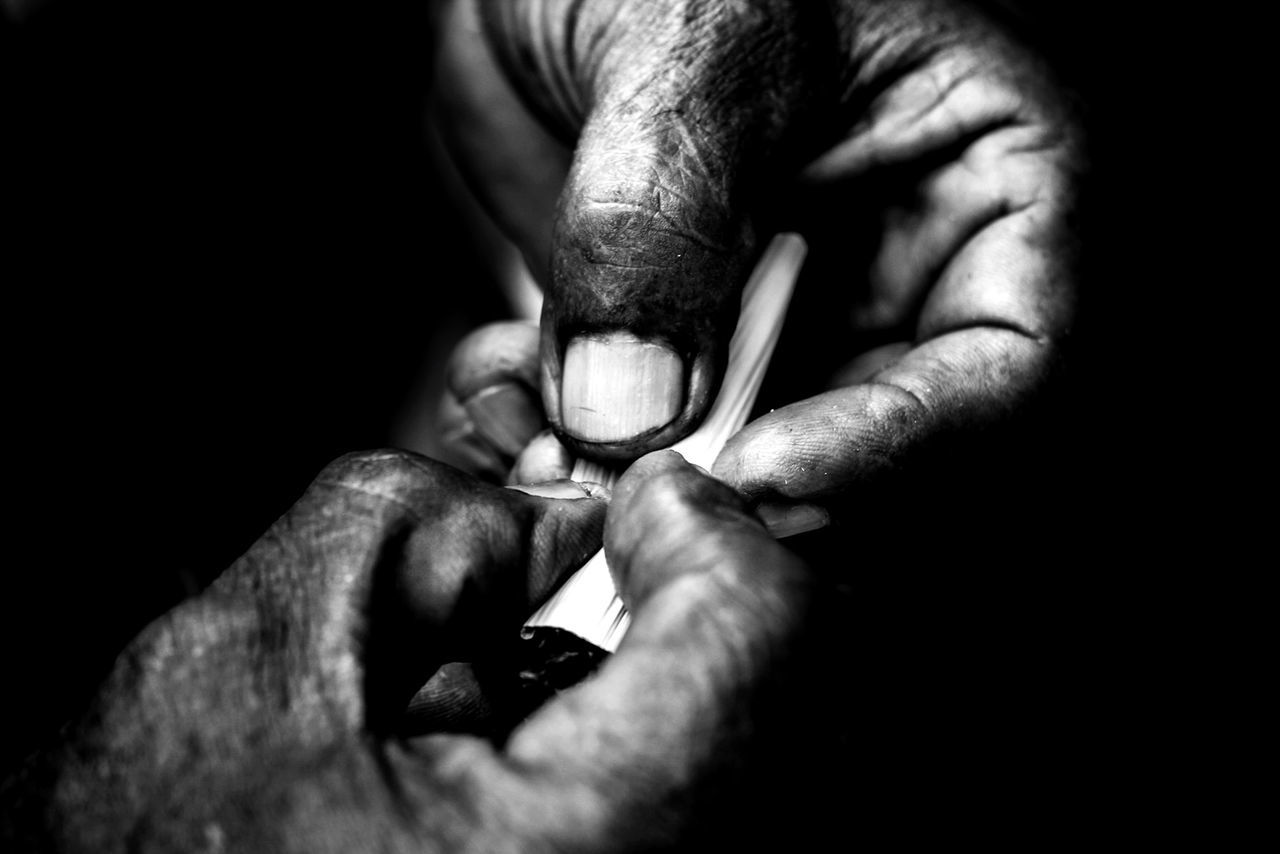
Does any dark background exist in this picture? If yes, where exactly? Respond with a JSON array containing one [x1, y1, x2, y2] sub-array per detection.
[[1, 0, 1172, 782], [1, 0, 519, 774]]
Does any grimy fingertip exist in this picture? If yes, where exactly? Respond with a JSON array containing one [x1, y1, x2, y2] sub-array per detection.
[[605, 451, 772, 607]]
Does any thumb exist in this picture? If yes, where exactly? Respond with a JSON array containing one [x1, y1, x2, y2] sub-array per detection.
[[537, 0, 823, 463], [606, 450, 801, 612]]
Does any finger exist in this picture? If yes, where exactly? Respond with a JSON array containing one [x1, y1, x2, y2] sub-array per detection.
[[507, 429, 573, 485], [603, 450, 785, 609], [444, 321, 546, 462], [402, 663, 499, 736], [516, 1, 824, 463], [519, 488, 611, 609], [310, 450, 606, 666], [459, 450, 824, 848], [342, 452, 608, 733], [714, 324, 1061, 525]]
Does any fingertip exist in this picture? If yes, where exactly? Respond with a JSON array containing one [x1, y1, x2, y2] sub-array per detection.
[[608, 449, 712, 515], [525, 483, 610, 605], [509, 428, 574, 485], [446, 320, 541, 399], [622, 446, 746, 499], [607, 451, 773, 606], [463, 381, 545, 459], [708, 424, 771, 500], [618, 448, 691, 481], [710, 397, 862, 501]]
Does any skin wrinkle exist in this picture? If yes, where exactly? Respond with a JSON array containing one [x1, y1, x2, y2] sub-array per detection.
[[486, 1, 584, 141], [573, 0, 666, 102], [52, 599, 333, 848], [716, 378, 925, 499], [539, 0, 586, 124], [657, 121, 734, 208], [805, 74, 1027, 180], [832, 0, 959, 110], [877, 50, 986, 140], [593, 1, 734, 98], [573, 1, 811, 209], [876, 329, 1048, 419], [576, 200, 733, 256], [243, 511, 383, 735], [864, 167, 1009, 328], [670, 11, 788, 142], [830, 50, 1077, 346], [575, 107, 738, 214], [917, 203, 1071, 342]]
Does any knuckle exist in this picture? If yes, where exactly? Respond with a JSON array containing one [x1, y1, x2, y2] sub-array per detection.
[[316, 448, 436, 500], [563, 196, 736, 273]]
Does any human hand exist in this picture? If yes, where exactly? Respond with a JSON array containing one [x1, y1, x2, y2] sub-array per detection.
[[1, 450, 829, 851], [430, 0, 1084, 529]]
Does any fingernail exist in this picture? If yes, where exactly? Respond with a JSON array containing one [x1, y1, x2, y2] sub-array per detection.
[[561, 333, 683, 442], [464, 382, 543, 457], [575, 481, 613, 501], [755, 502, 830, 538], [506, 480, 596, 499]]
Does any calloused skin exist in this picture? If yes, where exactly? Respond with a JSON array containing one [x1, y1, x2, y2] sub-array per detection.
[[432, 0, 1085, 525], [0, 451, 839, 852]]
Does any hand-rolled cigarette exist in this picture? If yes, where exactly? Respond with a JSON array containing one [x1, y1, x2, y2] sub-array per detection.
[[523, 232, 808, 652]]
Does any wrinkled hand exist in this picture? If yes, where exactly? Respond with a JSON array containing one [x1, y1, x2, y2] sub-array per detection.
[[431, 0, 1084, 528], [1, 450, 830, 852]]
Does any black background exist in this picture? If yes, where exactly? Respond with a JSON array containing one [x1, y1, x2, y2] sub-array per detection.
[[1, 0, 517, 774], [1, 0, 1175, 784]]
